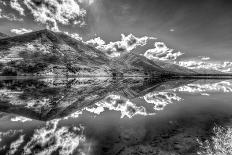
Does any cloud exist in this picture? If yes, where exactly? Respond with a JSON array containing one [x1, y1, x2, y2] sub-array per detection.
[[144, 92, 182, 111], [11, 116, 32, 122], [88, 34, 156, 57], [174, 80, 232, 94], [10, 0, 25, 16], [86, 37, 106, 46], [23, 119, 89, 155], [177, 60, 232, 73], [144, 42, 183, 61], [64, 31, 83, 41], [200, 56, 211, 61], [86, 94, 155, 118], [23, 0, 86, 31], [10, 28, 32, 34]]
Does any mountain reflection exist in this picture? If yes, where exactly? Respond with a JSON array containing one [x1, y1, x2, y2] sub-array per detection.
[[0, 77, 194, 120], [0, 77, 232, 154]]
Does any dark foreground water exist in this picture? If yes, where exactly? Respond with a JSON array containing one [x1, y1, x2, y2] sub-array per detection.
[[0, 77, 232, 155]]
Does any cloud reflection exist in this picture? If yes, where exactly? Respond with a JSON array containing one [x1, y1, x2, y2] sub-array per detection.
[[23, 119, 89, 155]]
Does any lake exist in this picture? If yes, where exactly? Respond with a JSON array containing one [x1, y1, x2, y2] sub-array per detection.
[[0, 77, 232, 155]]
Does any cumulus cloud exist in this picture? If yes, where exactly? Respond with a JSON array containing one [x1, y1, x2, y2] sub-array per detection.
[[23, 0, 86, 31], [199, 56, 211, 61], [1, 0, 89, 31], [177, 60, 232, 73], [88, 34, 156, 57], [10, 0, 25, 16], [144, 42, 184, 61], [23, 119, 89, 155], [85, 94, 155, 118], [10, 28, 32, 35], [144, 92, 182, 111], [174, 80, 232, 94], [11, 116, 32, 122], [64, 31, 83, 41], [86, 37, 106, 46]]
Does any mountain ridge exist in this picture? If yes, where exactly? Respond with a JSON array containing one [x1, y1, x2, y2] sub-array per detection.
[[0, 29, 231, 77]]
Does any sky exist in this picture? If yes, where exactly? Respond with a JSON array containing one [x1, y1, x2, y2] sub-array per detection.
[[0, 0, 232, 65]]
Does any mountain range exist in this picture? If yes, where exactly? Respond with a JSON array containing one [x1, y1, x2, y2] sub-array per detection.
[[0, 29, 231, 77]]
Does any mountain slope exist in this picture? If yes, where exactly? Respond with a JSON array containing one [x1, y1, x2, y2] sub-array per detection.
[[0, 29, 112, 76]]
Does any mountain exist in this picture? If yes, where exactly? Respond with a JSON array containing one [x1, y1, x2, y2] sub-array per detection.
[[0, 29, 112, 76], [0, 29, 230, 77], [0, 32, 9, 39], [0, 29, 198, 77]]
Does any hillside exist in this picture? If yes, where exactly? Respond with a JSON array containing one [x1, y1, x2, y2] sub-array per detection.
[[0, 29, 112, 76]]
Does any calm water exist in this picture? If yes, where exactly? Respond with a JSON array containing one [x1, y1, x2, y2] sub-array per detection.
[[0, 77, 232, 155]]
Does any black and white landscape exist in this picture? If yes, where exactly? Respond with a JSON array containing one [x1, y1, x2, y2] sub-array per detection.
[[1, 0, 232, 155]]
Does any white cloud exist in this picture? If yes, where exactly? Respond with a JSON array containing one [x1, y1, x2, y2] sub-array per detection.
[[174, 80, 232, 94], [89, 34, 156, 57], [86, 94, 155, 118], [169, 29, 175, 32], [200, 56, 211, 61], [86, 37, 106, 46], [23, 119, 89, 155], [64, 31, 83, 41], [11, 116, 32, 122], [177, 60, 232, 73], [144, 42, 184, 61], [23, 0, 86, 31], [144, 92, 182, 111], [10, 0, 25, 16], [10, 28, 32, 35]]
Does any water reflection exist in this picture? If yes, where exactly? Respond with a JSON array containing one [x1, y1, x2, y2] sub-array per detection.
[[0, 77, 232, 154]]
